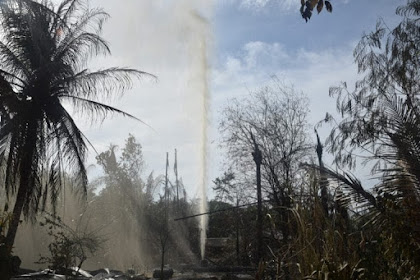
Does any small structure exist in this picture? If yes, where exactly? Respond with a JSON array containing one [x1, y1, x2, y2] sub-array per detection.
[[153, 267, 174, 279], [204, 238, 235, 265]]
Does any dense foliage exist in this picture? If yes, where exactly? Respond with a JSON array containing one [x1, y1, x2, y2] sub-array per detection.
[[37, 214, 101, 274], [217, 0, 420, 278]]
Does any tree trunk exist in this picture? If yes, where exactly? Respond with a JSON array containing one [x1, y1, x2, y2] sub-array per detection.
[[2, 130, 35, 280], [5, 134, 34, 254], [2, 162, 30, 280], [5, 182, 28, 254], [0, 247, 12, 280], [316, 131, 329, 216]]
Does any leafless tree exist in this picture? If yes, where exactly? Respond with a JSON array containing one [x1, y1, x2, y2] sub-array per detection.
[[219, 81, 312, 263]]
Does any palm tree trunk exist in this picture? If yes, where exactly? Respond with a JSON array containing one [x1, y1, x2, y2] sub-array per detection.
[[0, 249, 12, 280], [5, 132, 35, 254], [4, 182, 28, 254], [1, 168, 30, 280]]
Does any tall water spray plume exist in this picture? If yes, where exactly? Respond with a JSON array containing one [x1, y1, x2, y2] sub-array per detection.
[[190, 11, 210, 261]]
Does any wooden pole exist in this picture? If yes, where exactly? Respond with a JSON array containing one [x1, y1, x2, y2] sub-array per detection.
[[251, 132, 263, 262]]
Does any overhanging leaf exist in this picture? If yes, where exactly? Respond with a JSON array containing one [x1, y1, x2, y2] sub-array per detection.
[[310, 0, 318, 9], [325, 1, 333, 12], [317, 0, 324, 13]]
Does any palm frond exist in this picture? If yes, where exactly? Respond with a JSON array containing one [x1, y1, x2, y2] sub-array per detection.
[[58, 95, 153, 129], [303, 164, 377, 209], [55, 68, 154, 100], [54, 25, 110, 69], [54, 7, 109, 46], [0, 41, 31, 80], [57, 0, 82, 28]]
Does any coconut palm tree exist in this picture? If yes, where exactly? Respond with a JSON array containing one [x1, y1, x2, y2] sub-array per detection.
[[0, 0, 151, 258]]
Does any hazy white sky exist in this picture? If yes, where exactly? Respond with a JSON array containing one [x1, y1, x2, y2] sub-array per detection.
[[74, 0, 401, 198]]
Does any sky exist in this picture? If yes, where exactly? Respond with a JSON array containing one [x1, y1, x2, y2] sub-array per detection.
[[74, 0, 403, 199]]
